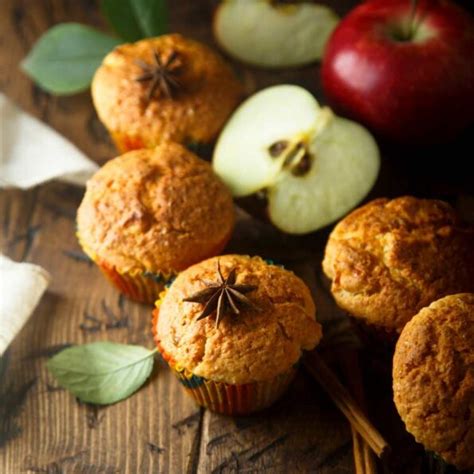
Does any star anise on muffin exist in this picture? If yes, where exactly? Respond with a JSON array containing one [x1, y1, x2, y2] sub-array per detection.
[[134, 50, 183, 101], [183, 261, 260, 327]]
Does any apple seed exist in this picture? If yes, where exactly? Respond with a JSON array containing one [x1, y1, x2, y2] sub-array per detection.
[[268, 140, 289, 157], [291, 151, 312, 176], [277, 141, 313, 177]]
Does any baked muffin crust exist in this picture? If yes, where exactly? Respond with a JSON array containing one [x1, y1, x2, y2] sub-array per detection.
[[393, 293, 474, 470], [323, 196, 474, 334], [156, 255, 322, 384], [92, 34, 243, 148], [77, 142, 235, 274]]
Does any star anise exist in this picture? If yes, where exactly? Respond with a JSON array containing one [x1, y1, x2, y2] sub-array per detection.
[[134, 50, 182, 102], [183, 261, 260, 327]]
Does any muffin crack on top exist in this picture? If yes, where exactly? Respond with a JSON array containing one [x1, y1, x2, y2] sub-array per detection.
[[323, 196, 474, 334], [277, 320, 292, 341]]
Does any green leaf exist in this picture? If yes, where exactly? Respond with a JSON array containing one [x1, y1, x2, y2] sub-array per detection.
[[101, 0, 144, 42], [47, 342, 156, 405], [101, 0, 168, 41], [133, 0, 168, 37], [21, 23, 121, 95]]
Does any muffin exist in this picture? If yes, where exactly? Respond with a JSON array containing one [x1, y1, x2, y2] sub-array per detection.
[[92, 34, 243, 153], [152, 254, 322, 415], [393, 293, 474, 470], [322, 196, 474, 343], [77, 142, 235, 304]]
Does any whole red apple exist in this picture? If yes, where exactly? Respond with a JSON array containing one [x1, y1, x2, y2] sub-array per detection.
[[322, 0, 474, 144]]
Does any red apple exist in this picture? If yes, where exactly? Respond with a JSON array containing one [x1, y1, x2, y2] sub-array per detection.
[[322, 0, 474, 144]]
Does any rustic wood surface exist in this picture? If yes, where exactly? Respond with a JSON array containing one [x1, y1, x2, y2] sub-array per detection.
[[1, 1, 473, 473]]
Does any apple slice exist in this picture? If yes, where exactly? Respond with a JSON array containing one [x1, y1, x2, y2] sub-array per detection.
[[212, 85, 380, 234], [213, 85, 319, 196], [213, 0, 339, 68]]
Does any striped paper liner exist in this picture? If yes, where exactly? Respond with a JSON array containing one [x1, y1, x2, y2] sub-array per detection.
[[77, 232, 175, 304], [152, 308, 297, 415], [97, 258, 174, 305], [173, 364, 296, 415]]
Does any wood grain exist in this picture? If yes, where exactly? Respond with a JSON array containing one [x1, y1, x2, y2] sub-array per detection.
[[1, 0, 473, 473], [198, 374, 353, 473]]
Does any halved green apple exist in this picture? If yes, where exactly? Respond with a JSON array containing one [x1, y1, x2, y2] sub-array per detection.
[[213, 0, 339, 68], [213, 85, 380, 234]]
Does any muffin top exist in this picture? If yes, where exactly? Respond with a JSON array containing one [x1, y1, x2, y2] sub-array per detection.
[[92, 34, 243, 147], [77, 142, 235, 274], [393, 293, 474, 470], [323, 196, 474, 334], [155, 255, 322, 384]]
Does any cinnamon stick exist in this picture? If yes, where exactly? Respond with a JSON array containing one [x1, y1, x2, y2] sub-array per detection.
[[303, 351, 389, 458], [335, 349, 378, 473], [340, 351, 378, 474], [352, 429, 368, 473]]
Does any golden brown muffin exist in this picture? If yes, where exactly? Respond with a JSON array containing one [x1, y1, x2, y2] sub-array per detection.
[[393, 293, 474, 470], [92, 34, 243, 152], [77, 142, 235, 303], [153, 254, 322, 414], [156, 255, 322, 384], [322, 196, 474, 338]]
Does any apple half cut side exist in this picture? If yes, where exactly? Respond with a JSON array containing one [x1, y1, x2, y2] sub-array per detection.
[[213, 0, 339, 68], [212, 85, 380, 235]]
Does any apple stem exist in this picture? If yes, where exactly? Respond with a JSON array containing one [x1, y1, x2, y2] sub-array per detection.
[[405, 0, 419, 39]]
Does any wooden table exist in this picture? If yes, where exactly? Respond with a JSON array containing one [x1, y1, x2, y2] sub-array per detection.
[[1, 1, 472, 473]]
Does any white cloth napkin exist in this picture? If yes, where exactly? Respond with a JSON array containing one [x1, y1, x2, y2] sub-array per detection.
[[0, 254, 51, 355], [0, 93, 98, 189]]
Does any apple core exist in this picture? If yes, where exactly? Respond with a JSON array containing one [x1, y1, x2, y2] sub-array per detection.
[[268, 139, 314, 177]]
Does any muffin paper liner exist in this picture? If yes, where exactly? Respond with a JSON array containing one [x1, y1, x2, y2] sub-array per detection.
[[97, 259, 174, 304], [152, 306, 297, 415], [77, 232, 175, 304], [172, 363, 296, 415]]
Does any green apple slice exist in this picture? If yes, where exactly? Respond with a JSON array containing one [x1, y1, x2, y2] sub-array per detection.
[[213, 0, 339, 68], [212, 84, 380, 235], [268, 116, 380, 234], [213, 85, 320, 196]]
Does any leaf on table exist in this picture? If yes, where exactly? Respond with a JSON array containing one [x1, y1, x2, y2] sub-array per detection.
[[47, 342, 156, 405], [21, 23, 121, 95], [101, 0, 168, 42]]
